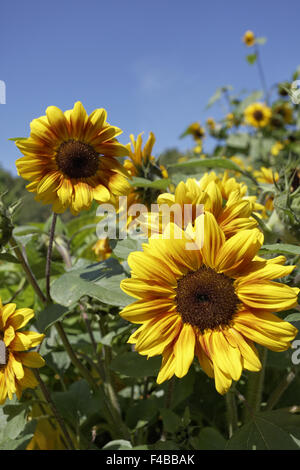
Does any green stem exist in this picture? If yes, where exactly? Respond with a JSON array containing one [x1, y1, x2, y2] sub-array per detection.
[[10, 238, 46, 303], [98, 317, 131, 440], [165, 376, 175, 409], [225, 384, 239, 438], [244, 346, 268, 422], [266, 369, 297, 411], [255, 45, 269, 105], [45, 213, 57, 302], [33, 369, 75, 450], [55, 321, 98, 392]]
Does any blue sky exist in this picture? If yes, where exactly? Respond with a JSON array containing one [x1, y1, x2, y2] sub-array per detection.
[[1, 0, 300, 174]]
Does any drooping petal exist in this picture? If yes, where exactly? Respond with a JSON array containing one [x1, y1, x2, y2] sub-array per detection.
[[174, 323, 196, 378]]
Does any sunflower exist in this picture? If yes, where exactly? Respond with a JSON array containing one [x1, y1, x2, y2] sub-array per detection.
[[271, 141, 284, 156], [27, 392, 73, 450], [243, 30, 255, 47], [182, 122, 205, 142], [254, 167, 279, 184], [92, 237, 112, 261], [15, 102, 131, 215], [271, 103, 293, 127], [123, 132, 169, 208], [141, 172, 263, 239], [254, 167, 280, 212], [0, 299, 45, 404], [120, 215, 299, 394], [244, 103, 272, 128], [206, 118, 216, 131]]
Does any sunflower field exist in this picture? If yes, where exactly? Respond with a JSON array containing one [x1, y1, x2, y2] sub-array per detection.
[[0, 30, 300, 453]]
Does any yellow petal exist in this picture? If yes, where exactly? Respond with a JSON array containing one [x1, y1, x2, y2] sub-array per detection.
[[214, 363, 232, 395], [46, 106, 69, 141], [236, 280, 299, 311], [10, 355, 24, 380], [4, 325, 15, 347], [57, 178, 74, 206], [234, 311, 298, 351], [215, 229, 263, 275], [16, 351, 45, 368], [7, 308, 34, 331], [196, 213, 225, 268], [120, 299, 176, 324], [174, 323, 196, 378], [69, 101, 88, 140], [134, 314, 182, 357], [157, 346, 176, 384], [0, 303, 16, 328]]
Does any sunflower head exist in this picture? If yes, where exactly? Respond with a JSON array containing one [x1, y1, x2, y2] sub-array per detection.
[[278, 82, 290, 97], [181, 122, 205, 142], [254, 167, 279, 184], [271, 103, 294, 127], [15, 102, 131, 216], [244, 103, 272, 128], [120, 215, 298, 394], [0, 299, 45, 404], [124, 132, 169, 208], [271, 141, 284, 156], [243, 30, 255, 47], [0, 195, 16, 249], [140, 172, 261, 239], [206, 118, 216, 131], [92, 237, 112, 261]]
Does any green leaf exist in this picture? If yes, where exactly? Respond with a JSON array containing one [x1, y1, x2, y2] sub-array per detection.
[[51, 258, 131, 307], [45, 350, 71, 374], [0, 253, 20, 263], [150, 440, 179, 450], [259, 243, 300, 256], [102, 439, 132, 450], [226, 133, 250, 149], [53, 380, 97, 425], [246, 53, 257, 65], [126, 397, 160, 429], [205, 85, 233, 109], [284, 313, 300, 322], [36, 303, 69, 332], [226, 410, 300, 450], [191, 427, 226, 450], [66, 213, 103, 237], [111, 237, 144, 260], [0, 402, 35, 450], [110, 351, 161, 378], [159, 408, 181, 433], [169, 370, 196, 409], [168, 157, 256, 184], [130, 176, 171, 190]]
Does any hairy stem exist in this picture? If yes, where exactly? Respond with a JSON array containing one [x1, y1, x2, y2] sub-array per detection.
[[225, 384, 239, 438], [244, 346, 268, 422], [255, 45, 269, 104], [45, 213, 57, 302], [33, 369, 75, 450], [266, 369, 297, 411], [10, 238, 46, 303]]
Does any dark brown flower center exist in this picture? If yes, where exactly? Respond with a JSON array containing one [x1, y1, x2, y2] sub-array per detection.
[[253, 110, 264, 121], [175, 266, 240, 332], [56, 140, 99, 178]]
